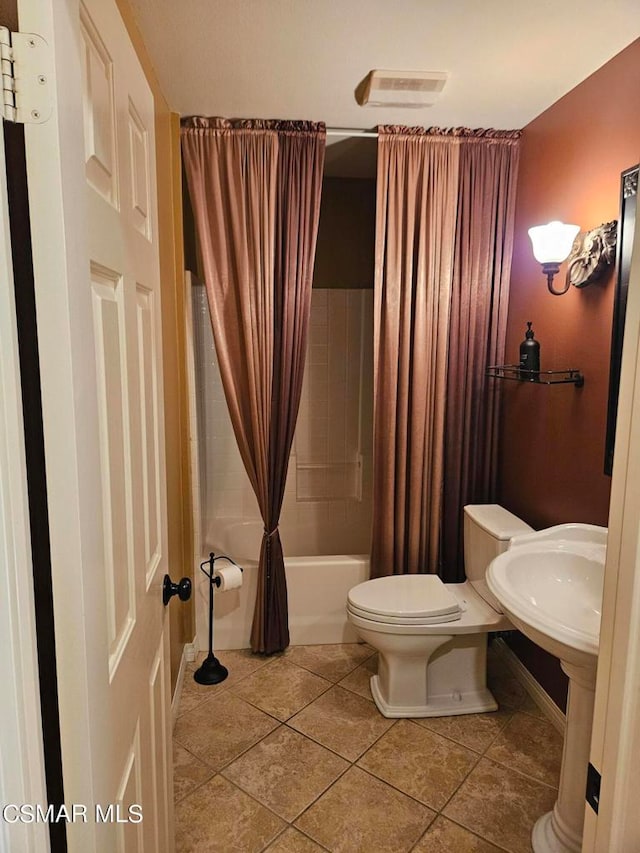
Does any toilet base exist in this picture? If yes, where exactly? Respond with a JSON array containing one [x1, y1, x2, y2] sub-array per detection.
[[362, 631, 498, 719], [370, 674, 498, 718]]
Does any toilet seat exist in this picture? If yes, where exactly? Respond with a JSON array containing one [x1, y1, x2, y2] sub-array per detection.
[[347, 603, 460, 625], [347, 575, 462, 625]]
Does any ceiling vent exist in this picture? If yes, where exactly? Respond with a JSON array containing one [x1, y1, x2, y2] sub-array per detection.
[[360, 69, 448, 108]]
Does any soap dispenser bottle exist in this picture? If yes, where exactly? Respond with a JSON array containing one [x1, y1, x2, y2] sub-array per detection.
[[519, 321, 540, 381]]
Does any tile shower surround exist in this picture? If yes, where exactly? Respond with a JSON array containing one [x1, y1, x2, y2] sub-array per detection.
[[174, 643, 563, 852], [192, 285, 374, 557]]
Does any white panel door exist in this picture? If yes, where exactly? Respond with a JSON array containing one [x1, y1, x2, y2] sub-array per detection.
[[18, 0, 173, 850]]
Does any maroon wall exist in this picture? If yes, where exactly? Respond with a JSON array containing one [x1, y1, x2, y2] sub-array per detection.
[[498, 39, 640, 709]]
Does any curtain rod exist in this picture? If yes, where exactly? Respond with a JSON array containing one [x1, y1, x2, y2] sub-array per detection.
[[326, 128, 378, 139]]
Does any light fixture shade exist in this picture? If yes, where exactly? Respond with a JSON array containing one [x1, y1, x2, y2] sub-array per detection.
[[528, 221, 580, 264]]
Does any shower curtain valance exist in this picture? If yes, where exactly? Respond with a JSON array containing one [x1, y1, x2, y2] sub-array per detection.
[[182, 116, 326, 133], [376, 125, 522, 140], [182, 116, 326, 653]]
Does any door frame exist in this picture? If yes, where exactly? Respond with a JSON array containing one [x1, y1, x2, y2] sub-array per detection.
[[583, 191, 640, 850], [0, 116, 49, 853]]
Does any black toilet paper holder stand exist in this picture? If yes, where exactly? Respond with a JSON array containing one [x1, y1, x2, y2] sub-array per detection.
[[193, 552, 243, 686]]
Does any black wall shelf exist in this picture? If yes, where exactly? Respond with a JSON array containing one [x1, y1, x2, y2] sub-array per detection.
[[486, 364, 584, 387]]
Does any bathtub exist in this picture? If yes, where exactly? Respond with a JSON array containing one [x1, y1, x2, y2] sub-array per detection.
[[196, 519, 370, 650]]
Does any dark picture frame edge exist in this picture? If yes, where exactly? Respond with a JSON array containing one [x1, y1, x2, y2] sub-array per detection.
[[605, 163, 639, 476]]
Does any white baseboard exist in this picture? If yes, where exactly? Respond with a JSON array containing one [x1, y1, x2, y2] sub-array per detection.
[[492, 638, 566, 735], [184, 639, 197, 663], [171, 638, 198, 729]]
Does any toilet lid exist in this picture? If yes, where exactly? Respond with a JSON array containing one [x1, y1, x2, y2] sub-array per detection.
[[347, 575, 461, 621]]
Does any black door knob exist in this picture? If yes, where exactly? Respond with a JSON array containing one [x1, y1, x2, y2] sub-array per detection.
[[162, 574, 192, 606]]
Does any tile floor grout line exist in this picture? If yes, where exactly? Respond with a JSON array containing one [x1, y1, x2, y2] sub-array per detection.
[[174, 694, 228, 728], [334, 672, 377, 703], [291, 660, 373, 684], [174, 687, 226, 720], [293, 755, 354, 815], [430, 747, 484, 816], [173, 737, 216, 769], [287, 761, 355, 844], [172, 732, 218, 769], [172, 768, 217, 807], [436, 809, 522, 853], [175, 707, 285, 783], [411, 711, 514, 756], [482, 710, 563, 788], [172, 741, 218, 803], [284, 646, 376, 682], [257, 822, 334, 853], [356, 737, 484, 818], [445, 816, 515, 853], [226, 673, 337, 722], [354, 716, 488, 808], [281, 720, 352, 764], [223, 685, 296, 725], [257, 823, 289, 853], [242, 749, 354, 828], [278, 722, 408, 838], [408, 813, 506, 853], [214, 719, 286, 774], [405, 810, 438, 853], [436, 759, 558, 853], [297, 827, 333, 853], [351, 714, 399, 759], [173, 691, 284, 744], [214, 716, 376, 825], [351, 762, 444, 817], [206, 771, 293, 847], [284, 706, 396, 765], [478, 752, 560, 792], [176, 765, 288, 837]]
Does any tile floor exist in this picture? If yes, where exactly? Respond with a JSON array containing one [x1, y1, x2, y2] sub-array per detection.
[[173, 642, 563, 853]]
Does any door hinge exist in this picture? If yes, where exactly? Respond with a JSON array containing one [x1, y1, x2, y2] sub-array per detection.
[[0, 26, 52, 124], [586, 762, 601, 814]]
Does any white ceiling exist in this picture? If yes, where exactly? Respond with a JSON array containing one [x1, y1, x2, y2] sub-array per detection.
[[128, 0, 639, 175]]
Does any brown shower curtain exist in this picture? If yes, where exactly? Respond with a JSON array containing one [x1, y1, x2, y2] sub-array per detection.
[[371, 127, 520, 580], [371, 128, 460, 577], [441, 132, 521, 581], [181, 117, 325, 653]]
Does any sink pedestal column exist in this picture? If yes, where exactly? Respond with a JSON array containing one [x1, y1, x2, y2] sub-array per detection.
[[532, 661, 596, 853]]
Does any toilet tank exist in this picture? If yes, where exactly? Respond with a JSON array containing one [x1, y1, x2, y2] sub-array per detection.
[[464, 505, 533, 609]]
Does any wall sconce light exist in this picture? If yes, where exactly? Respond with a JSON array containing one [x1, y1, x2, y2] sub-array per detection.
[[528, 221, 580, 295], [528, 220, 618, 296]]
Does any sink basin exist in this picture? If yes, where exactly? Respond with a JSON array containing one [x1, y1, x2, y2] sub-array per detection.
[[486, 523, 607, 853], [487, 524, 606, 667]]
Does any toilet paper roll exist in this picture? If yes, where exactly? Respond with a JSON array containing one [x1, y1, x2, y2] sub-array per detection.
[[214, 563, 243, 591]]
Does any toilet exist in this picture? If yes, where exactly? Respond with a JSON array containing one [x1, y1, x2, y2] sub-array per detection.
[[347, 504, 532, 718]]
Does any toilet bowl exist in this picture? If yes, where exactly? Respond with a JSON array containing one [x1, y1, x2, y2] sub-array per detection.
[[347, 505, 532, 718]]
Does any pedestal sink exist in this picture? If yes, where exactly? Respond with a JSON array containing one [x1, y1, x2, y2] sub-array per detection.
[[487, 524, 606, 853]]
